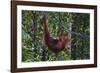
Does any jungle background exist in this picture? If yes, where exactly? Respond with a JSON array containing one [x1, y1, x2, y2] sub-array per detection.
[[22, 10, 90, 62]]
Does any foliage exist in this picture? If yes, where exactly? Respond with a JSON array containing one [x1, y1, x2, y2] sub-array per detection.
[[71, 13, 90, 60]]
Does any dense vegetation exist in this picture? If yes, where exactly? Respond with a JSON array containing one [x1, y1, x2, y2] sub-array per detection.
[[22, 10, 90, 62]]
